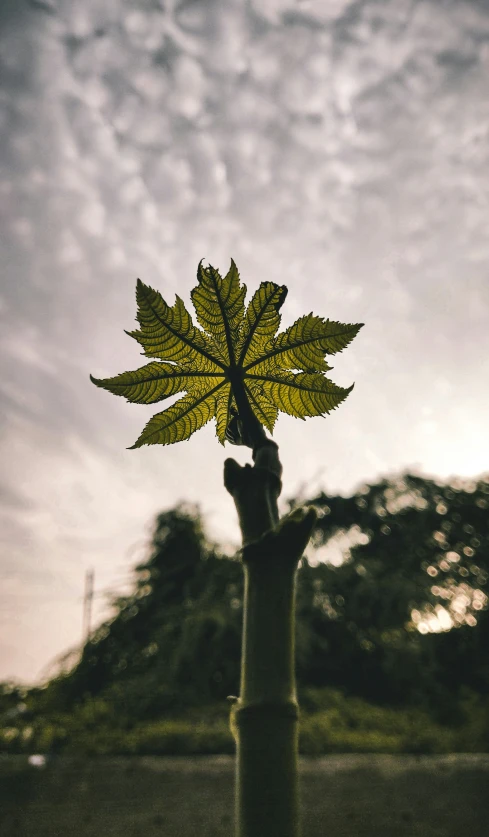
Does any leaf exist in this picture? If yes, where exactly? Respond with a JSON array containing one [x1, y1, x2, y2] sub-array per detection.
[[236, 281, 288, 368], [246, 369, 354, 418], [127, 279, 223, 371], [244, 379, 279, 433], [91, 260, 363, 448], [130, 384, 222, 448], [90, 363, 224, 404], [247, 315, 362, 373], [214, 383, 233, 445], [191, 259, 246, 365]]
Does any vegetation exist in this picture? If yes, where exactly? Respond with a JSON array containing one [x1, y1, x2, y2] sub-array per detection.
[[2, 470, 488, 758]]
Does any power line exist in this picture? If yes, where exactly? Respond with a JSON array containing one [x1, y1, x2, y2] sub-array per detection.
[[82, 569, 94, 642]]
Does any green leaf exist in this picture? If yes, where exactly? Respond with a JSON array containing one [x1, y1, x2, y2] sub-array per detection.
[[244, 379, 279, 433], [91, 260, 363, 448], [130, 383, 224, 448], [90, 363, 225, 404], [246, 369, 354, 418], [191, 260, 246, 365], [236, 281, 288, 368], [247, 315, 362, 373], [214, 383, 233, 445], [127, 279, 223, 371]]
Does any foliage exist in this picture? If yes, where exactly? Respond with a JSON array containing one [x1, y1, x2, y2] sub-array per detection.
[[295, 471, 489, 710], [298, 687, 464, 755], [3, 688, 488, 757], [47, 504, 243, 716], [2, 471, 489, 755], [90, 260, 362, 448]]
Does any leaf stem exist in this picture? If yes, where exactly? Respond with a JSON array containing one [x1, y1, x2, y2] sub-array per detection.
[[224, 444, 317, 837], [228, 370, 268, 451]]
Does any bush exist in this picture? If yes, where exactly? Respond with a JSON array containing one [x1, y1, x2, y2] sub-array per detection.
[[298, 688, 458, 755], [3, 687, 488, 756], [125, 719, 234, 755], [300, 711, 402, 755]]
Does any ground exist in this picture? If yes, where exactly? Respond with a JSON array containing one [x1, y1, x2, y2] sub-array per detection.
[[1, 754, 489, 837]]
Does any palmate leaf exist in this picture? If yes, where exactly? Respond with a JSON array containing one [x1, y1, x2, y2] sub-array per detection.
[[91, 260, 363, 448]]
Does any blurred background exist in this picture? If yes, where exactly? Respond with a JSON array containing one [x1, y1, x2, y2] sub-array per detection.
[[1, 0, 489, 832]]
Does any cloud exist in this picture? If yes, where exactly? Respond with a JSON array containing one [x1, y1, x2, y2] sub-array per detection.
[[1, 0, 489, 681]]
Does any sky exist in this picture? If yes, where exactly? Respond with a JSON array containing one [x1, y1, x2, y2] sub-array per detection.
[[1, 0, 489, 684]]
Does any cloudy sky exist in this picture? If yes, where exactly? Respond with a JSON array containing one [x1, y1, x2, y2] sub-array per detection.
[[1, 0, 489, 683]]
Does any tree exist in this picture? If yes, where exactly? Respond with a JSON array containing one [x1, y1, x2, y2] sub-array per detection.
[[295, 471, 489, 711], [91, 259, 362, 837], [51, 504, 243, 717]]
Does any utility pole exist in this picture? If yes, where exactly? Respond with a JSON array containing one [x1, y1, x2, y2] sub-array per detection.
[[82, 568, 94, 643]]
